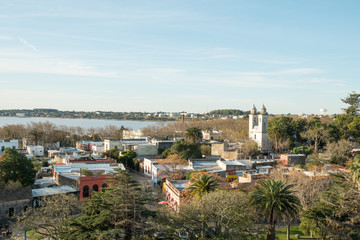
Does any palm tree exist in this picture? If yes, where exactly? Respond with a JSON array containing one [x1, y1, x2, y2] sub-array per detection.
[[188, 174, 218, 198], [185, 127, 202, 143], [267, 120, 285, 152], [251, 179, 301, 240], [187, 173, 218, 239]]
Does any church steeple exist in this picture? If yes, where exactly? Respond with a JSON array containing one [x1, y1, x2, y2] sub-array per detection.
[[260, 104, 267, 115], [250, 104, 257, 115]]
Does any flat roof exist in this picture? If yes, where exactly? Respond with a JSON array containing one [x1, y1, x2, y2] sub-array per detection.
[[169, 180, 189, 192], [155, 164, 193, 171], [32, 186, 78, 198], [222, 160, 246, 166], [192, 161, 218, 167], [59, 172, 81, 180], [34, 177, 56, 185], [122, 141, 148, 145], [53, 163, 125, 174]]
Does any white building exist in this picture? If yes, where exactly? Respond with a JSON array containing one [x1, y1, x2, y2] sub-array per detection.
[[104, 139, 122, 152], [91, 145, 105, 154], [122, 129, 144, 139], [27, 145, 44, 157], [143, 158, 158, 177], [248, 105, 272, 152], [0, 139, 19, 154]]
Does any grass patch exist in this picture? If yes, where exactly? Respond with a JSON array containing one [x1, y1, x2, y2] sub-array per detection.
[[26, 230, 44, 239], [275, 225, 311, 240]]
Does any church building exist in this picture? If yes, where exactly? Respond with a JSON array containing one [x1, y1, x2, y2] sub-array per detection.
[[249, 104, 272, 152]]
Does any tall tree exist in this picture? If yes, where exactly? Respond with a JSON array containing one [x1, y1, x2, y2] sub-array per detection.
[[118, 150, 137, 169], [162, 140, 202, 160], [185, 127, 203, 143], [341, 91, 360, 115], [302, 117, 329, 153], [302, 174, 360, 239], [0, 148, 36, 186], [59, 170, 156, 240], [251, 179, 301, 240], [29, 127, 44, 146]]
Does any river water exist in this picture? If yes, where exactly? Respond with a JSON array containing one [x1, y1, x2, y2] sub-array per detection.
[[0, 117, 160, 130]]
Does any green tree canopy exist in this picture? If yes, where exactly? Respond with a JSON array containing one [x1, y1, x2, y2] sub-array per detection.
[[303, 117, 329, 153], [185, 127, 203, 143], [342, 91, 360, 115], [59, 170, 157, 240], [162, 140, 202, 160], [105, 147, 120, 159], [209, 109, 247, 116], [267, 116, 296, 152], [187, 174, 218, 198], [302, 173, 360, 239], [0, 148, 36, 186], [118, 150, 137, 169]]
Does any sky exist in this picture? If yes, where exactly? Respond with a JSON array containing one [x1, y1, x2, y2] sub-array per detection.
[[0, 0, 359, 115]]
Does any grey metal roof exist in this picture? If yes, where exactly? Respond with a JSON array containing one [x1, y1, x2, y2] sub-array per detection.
[[53, 163, 125, 174], [32, 186, 78, 198], [169, 180, 189, 192]]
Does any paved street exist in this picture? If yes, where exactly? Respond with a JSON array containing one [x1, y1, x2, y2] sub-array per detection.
[[128, 169, 153, 186]]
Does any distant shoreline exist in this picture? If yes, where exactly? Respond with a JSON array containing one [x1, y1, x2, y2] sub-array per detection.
[[0, 116, 163, 130], [0, 115, 173, 122]]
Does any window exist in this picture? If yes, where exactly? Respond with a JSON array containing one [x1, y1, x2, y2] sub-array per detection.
[[83, 185, 89, 198], [8, 207, 14, 217], [93, 184, 99, 192], [1, 146, 4, 152], [102, 183, 107, 192]]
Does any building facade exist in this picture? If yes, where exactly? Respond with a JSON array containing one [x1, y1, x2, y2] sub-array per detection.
[[0, 139, 19, 154], [27, 145, 44, 157], [0, 187, 32, 221]]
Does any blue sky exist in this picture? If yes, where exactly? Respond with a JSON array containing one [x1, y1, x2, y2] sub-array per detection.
[[0, 0, 359, 114]]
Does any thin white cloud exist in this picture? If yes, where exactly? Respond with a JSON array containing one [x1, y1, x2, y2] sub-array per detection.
[[0, 36, 12, 40], [0, 57, 117, 78], [228, 68, 324, 76], [277, 68, 325, 75], [254, 59, 299, 65], [296, 78, 345, 85], [19, 38, 38, 52]]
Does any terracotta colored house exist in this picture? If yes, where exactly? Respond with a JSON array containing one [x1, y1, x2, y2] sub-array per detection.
[[78, 174, 110, 201]]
